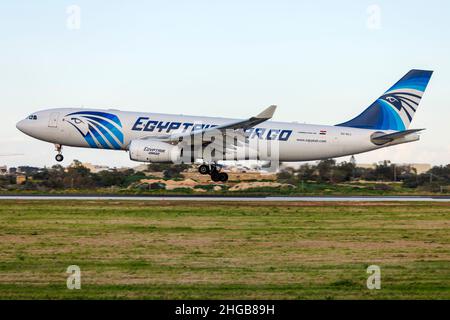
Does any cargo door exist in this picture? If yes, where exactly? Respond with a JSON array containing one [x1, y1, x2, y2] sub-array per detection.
[[48, 112, 60, 128]]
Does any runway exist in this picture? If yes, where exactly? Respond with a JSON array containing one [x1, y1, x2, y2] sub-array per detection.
[[0, 195, 449, 202]]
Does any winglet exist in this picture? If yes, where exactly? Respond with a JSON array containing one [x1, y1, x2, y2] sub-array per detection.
[[256, 105, 277, 119]]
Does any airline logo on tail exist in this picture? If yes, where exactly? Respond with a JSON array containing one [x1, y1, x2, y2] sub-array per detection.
[[64, 111, 124, 149], [337, 69, 433, 131], [379, 91, 420, 125]]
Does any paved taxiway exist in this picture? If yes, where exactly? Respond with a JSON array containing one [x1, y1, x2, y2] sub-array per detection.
[[0, 195, 449, 202]]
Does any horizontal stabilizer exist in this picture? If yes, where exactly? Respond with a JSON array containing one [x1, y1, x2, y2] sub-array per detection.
[[371, 129, 424, 145]]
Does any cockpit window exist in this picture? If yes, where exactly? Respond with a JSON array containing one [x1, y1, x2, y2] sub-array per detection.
[[28, 115, 38, 120]]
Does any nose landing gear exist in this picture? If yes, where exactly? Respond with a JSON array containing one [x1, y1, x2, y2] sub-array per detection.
[[198, 163, 229, 182], [55, 144, 64, 162]]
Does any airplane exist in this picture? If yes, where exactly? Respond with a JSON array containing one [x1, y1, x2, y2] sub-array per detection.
[[16, 69, 433, 182]]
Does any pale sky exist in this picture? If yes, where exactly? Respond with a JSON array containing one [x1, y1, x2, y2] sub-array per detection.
[[1, 1, 449, 168]]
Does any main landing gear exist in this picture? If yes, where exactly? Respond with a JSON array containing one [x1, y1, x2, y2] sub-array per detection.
[[55, 144, 64, 162], [198, 164, 229, 182]]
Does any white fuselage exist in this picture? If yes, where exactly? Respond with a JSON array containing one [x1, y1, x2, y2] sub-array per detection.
[[16, 108, 419, 162]]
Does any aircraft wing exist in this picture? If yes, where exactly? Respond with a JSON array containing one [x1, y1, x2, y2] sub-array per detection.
[[144, 105, 277, 144]]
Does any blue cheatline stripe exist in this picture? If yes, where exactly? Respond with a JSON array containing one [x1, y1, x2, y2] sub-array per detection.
[[88, 124, 111, 149], [84, 116, 124, 143], [376, 104, 385, 129], [389, 84, 426, 92], [84, 132, 98, 148], [389, 101, 404, 130], [67, 111, 122, 127], [379, 100, 405, 131], [388, 77, 431, 93], [381, 102, 392, 130], [87, 120, 122, 149], [67, 122, 87, 138], [385, 105, 394, 129], [379, 104, 387, 129]]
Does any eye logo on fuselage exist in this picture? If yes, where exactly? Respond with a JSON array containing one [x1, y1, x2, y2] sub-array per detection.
[[65, 111, 124, 149], [131, 117, 293, 141]]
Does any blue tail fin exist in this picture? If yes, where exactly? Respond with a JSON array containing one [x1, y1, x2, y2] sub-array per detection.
[[337, 69, 433, 131]]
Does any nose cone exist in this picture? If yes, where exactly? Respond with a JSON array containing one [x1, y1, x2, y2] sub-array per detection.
[[16, 119, 34, 136], [16, 120, 27, 133]]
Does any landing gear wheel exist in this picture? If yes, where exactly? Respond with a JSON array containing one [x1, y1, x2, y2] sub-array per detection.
[[198, 164, 210, 175], [210, 171, 221, 182], [218, 172, 229, 182], [54, 144, 63, 162]]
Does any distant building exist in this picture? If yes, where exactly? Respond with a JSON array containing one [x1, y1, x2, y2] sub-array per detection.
[[0, 166, 7, 175], [78, 162, 110, 174], [356, 163, 377, 170], [281, 160, 432, 175], [15, 175, 27, 185], [114, 166, 134, 173], [9, 167, 17, 175], [280, 162, 311, 171], [17, 166, 40, 175], [406, 163, 432, 174], [133, 164, 149, 172], [356, 163, 431, 174]]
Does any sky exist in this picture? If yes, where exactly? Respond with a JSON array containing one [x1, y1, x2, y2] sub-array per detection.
[[1, 0, 449, 168]]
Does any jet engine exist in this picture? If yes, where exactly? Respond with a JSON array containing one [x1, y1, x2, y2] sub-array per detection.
[[129, 139, 182, 163]]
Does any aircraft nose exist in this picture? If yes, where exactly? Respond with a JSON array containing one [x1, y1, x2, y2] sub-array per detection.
[[16, 119, 34, 136], [16, 119, 26, 132]]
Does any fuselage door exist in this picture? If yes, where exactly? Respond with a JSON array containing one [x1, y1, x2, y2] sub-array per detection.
[[48, 112, 60, 128]]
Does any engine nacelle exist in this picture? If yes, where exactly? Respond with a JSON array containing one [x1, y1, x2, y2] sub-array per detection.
[[129, 140, 181, 163]]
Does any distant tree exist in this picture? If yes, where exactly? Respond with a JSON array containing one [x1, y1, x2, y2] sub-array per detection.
[[147, 163, 172, 172], [94, 170, 121, 187], [374, 161, 392, 181], [297, 164, 316, 181], [30, 166, 65, 189], [18, 166, 40, 176], [123, 171, 147, 186], [0, 176, 12, 187], [277, 169, 297, 185], [403, 164, 450, 189], [22, 179, 38, 191], [428, 165, 450, 182], [52, 164, 65, 172], [333, 161, 355, 182], [64, 160, 95, 188], [358, 167, 377, 181], [163, 164, 189, 179], [316, 159, 336, 182], [32, 168, 50, 181]]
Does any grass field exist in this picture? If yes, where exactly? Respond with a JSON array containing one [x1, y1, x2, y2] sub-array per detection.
[[0, 200, 449, 299]]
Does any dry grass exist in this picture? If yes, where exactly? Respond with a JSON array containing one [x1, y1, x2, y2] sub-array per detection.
[[0, 200, 449, 299]]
